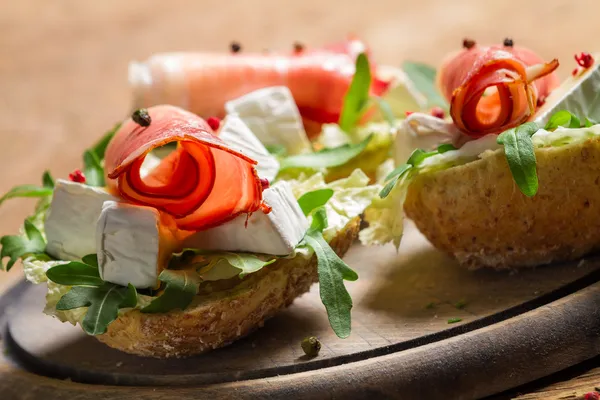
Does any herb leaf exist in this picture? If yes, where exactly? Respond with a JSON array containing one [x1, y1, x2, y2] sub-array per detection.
[[82, 122, 120, 187], [380, 146, 439, 199], [279, 135, 372, 171], [198, 253, 276, 281], [339, 53, 372, 133], [56, 283, 137, 335], [265, 144, 287, 157], [42, 171, 55, 188], [302, 207, 358, 338], [380, 164, 412, 198], [92, 122, 120, 161], [371, 97, 396, 126], [585, 117, 597, 128], [544, 110, 581, 130], [497, 122, 540, 197], [83, 150, 105, 187], [46, 261, 103, 286], [0, 185, 53, 207], [0, 220, 46, 270], [297, 189, 334, 216], [402, 61, 448, 111], [141, 269, 200, 313], [437, 143, 457, 153]]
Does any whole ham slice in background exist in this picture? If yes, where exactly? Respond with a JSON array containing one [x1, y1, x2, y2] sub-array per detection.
[[129, 38, 389, 138], [104, 105, 264, 231], [437, 43, 560, 137]]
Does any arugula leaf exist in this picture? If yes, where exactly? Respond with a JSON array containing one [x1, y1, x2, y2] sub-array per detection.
[[544, 110, 581, 130], [198, 253, 276, 281], [82, 122, 121, 187], [380, 147, 439, 199], [402, 61, 448, 111], [141, 269, 200, 313], [0, 185, 53, 207], [83, 150, 105, 187], [371, 97, 396, 126], [585, 117, 597, 128], [339, 53, 371, 133], [497, 122, 540, 197], [42, 171, 55, 188], [437, 143, 457, 153], [92, 122, 120, 161], [0, 220, 46, 270], [297, 189, 334, 215], [279, 135, 372, 171], [302, 207, 358, 338], [265, 144, 287, 157], [46, 261, 103, 286], [82, 254, 99, 268], [380, 164, 412, 198], [56, 283, 137, 335]]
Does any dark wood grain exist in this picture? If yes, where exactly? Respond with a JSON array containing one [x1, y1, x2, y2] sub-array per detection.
[[3, 1, 600, 399], [3, 278, 600, 399]]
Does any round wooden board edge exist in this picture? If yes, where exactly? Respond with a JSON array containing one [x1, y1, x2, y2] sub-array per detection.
[[2, 279, 600, 399]]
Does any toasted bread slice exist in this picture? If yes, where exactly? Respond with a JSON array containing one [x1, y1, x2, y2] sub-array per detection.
[[404, 137, 600, 269], [96, 217, 360, 358]]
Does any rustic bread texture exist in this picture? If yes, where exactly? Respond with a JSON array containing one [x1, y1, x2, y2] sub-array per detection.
[[97, 217, 360, 358], [404, 137, 600, 269]]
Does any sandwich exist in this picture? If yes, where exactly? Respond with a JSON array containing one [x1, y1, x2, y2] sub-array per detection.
[[361, 38, 600, 270], [0, 38, 427, 358]]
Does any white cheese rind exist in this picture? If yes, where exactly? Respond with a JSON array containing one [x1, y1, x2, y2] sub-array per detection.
[[218, 115, 280, 181], [183, 181, 308, 255], [394, 113, 463, 164], [534, 56, 600, 126], [96, 201, 168, 289], [225, 86, 311, 155], [44, 179, 117, 260]]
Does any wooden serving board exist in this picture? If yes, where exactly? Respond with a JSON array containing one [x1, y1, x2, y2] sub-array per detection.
[[3, 222, 600, 399]]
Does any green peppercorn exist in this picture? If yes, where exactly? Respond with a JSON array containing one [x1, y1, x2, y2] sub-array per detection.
[[301, 336, 321, 357], [132, 108, 151, 127]]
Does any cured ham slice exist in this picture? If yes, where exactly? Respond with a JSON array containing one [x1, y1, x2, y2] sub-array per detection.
[[437, 44, 559, 137], [104, 105, 263, 231], [129, 38, 389, 137]]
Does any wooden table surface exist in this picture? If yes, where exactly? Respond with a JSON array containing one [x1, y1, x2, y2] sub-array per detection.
[[2, 1, 600, 398]]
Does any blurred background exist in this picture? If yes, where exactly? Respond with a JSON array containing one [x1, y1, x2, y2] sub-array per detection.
[[0, 0, 595, 285]]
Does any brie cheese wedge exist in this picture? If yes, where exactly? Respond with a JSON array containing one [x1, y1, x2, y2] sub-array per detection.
[[218, 115, 280, 182], [183, 181, 308, 255], [45, 179, 117, 260], [534, 55, 600, 126], [96, 201, 180, 289], [225, 86, 312, 155]]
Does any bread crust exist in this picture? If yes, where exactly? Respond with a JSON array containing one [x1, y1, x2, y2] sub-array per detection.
[[404, 137, 600, 270], [97, 217, 360, 358]]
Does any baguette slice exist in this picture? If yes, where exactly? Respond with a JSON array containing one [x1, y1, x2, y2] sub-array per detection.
[[404, 137, 600, 269], [97, 217, 360, 358]]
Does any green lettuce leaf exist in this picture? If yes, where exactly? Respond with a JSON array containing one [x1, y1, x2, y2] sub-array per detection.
[[288, 169, 380, 241], [301, 208, 358, 338], [197, 252, 276, 281]]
